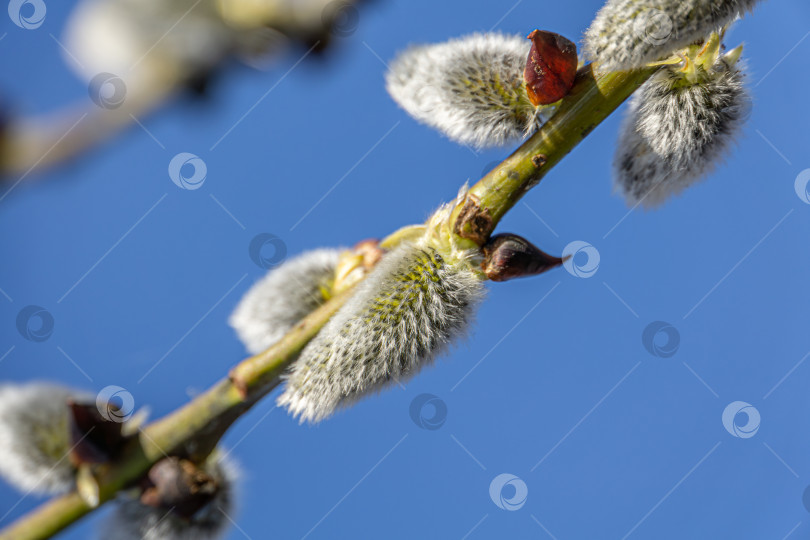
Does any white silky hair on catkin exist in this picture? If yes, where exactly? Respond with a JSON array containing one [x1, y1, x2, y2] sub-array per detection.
[[278, 242, 484, 423], [635, 59, 749, 168], [613, 58, 749, 207], [230, 249, 341, 354], [0, 382, 88, 495], [101, 454, 239, 540], [584, 0, 761, 71], [385, 33, 540, 149]]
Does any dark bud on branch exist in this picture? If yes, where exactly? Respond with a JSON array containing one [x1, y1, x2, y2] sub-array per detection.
[[482, 233, 565, 281], [68, 400, 129, 466], [140, 457, 219, 520], [524, 30, 578, 106]]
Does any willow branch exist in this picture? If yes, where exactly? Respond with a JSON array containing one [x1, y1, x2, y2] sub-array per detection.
[[0, 64, 655, 540], [452, 64, 657, 244], [0, 288, 352, 540]]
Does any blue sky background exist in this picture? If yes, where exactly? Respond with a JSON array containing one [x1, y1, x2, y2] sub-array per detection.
[[2, 0, 810, 538]]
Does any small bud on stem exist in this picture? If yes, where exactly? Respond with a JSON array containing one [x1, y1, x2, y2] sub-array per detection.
[[524, 30, 578, 106], [481, 233, 565, 281], [67, 401, 129, 466], [140, 458, 219, 520], [102, 452, 237, 540], [333, 239, 385, 294]]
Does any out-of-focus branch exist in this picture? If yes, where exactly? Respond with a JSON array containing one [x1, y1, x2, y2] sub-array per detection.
[[1, 83, 177, 182], [0, 0, 364, 182], [217, 0, 365, 44], [0, 63, 656, 540], [0, 287, 353, 540]]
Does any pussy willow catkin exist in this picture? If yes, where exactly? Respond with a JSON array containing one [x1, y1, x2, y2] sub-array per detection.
[[230, 249, 341, 354], [584, 0, 760, 71], [0, 382, 87, 494], [278, 239, 483, 423], [386, 33, 545, 148], [613, 41, 749, 207]]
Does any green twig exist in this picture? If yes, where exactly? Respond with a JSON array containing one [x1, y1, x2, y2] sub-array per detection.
[[0, 64, 655, 540], [0, 290, 352, 540], [452, 65, 657, 245]]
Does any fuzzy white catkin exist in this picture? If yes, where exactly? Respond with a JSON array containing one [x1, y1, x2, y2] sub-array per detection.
[[230, 249, 341, 354], [386, 33, 541, 149], [64, 0, 229, 88], [100, 454, 238, 540], [278, 242, 484, 423], [0, 382, 87, 495], [613, 57, 749, 207], [584, 0, 761, 71]]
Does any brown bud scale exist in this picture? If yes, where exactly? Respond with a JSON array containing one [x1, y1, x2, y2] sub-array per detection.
[[524, 30, 578, 106], [140, 457, 219, 520], [68, 400, 128, 466], [482, 233, 564, 281], [353, 238, 385, 270]]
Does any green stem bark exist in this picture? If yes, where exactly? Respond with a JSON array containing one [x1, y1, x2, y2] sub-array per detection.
[[0, 291, 351, 540], [452, 65, 656, 244], [0, 64, 655, 540]]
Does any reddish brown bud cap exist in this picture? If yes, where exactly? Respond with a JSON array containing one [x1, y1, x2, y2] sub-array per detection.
[[524, 30, 578, 106], [482, 233, 565, 282]]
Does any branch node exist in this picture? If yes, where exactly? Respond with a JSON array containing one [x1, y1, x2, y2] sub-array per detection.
[[531, 153, 548, 168], [228, 369, 249, 401], [453, 194, 493, 246]]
